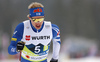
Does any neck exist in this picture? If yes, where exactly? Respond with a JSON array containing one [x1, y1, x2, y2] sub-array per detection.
[[30, 20, 44, 32], [31, 20, 44, 30]]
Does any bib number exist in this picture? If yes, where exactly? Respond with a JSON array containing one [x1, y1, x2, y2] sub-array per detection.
[[34, 46, 40, 53]]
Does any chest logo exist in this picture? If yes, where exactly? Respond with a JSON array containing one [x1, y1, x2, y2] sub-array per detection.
[[25, 35, 30, 41]]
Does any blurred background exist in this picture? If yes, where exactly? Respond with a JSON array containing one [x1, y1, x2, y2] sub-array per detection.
[[0, 0, 100, 62]]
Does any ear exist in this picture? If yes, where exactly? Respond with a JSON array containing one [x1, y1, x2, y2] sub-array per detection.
[[28, 17, 31, 20], [27, 14, 31, 19]]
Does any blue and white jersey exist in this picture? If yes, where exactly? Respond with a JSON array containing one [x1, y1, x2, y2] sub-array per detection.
[[8, 20, 61, 62]]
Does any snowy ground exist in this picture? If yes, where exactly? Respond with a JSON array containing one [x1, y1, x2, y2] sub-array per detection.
[[1, 54, 100, 62], [1, 57, 100, 62]]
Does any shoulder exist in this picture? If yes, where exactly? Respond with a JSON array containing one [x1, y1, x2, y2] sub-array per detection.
[[23, 20, 30, 23], [13, 22, 24, 37], [15, 22, 24, 30], [14, 22, 24, 33], [52, 24, 60, 38], [52, 24, 59, 29], [52, 24, 60, 32], [44, 21, 51, 24]]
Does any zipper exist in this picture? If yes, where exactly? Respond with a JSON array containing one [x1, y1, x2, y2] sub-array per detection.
[[37, 30, 38, 33]]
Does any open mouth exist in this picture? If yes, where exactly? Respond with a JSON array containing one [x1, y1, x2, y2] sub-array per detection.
[[36, 25, 41, 28]]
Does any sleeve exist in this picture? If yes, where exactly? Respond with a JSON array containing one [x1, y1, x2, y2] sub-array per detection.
[[52, 24, 61, 60], [8, 22, 24, 55]]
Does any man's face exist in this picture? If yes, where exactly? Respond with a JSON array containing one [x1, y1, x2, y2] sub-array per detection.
[[29, 16, 44, 30]]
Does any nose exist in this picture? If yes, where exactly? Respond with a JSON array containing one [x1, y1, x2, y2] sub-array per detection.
[[37, 21, 41, 22], [36, 21, 39, 23]]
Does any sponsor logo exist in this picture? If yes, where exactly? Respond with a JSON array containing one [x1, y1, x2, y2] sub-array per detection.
[[32, 36, 50, 40], [45, 25, 50, 28], [11, 48, 16, 52], [25, 35, 30, 41], [33, 8, 42, 13], [25, 35, 50, 41], [26, 55, 30, 59], [26, 27, 29, 29], [30, 55, 47, 60], [13, 31, 17, 34], [17, 44, 23, 46]]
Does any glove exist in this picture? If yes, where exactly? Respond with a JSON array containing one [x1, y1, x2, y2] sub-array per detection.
[[50, 58, 58, 62], [17, 41, 25, 52]]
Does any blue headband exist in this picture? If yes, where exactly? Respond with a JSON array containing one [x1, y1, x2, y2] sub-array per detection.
[[29, 7, 44, 17]]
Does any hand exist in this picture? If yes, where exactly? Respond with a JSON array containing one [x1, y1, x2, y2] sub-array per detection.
[[50, 58, 58, 62], [17, 41, 25, 52]]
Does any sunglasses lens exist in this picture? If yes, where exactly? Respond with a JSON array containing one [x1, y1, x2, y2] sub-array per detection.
[[31, 18, 36, 21], [31, 18, 44, 22]]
